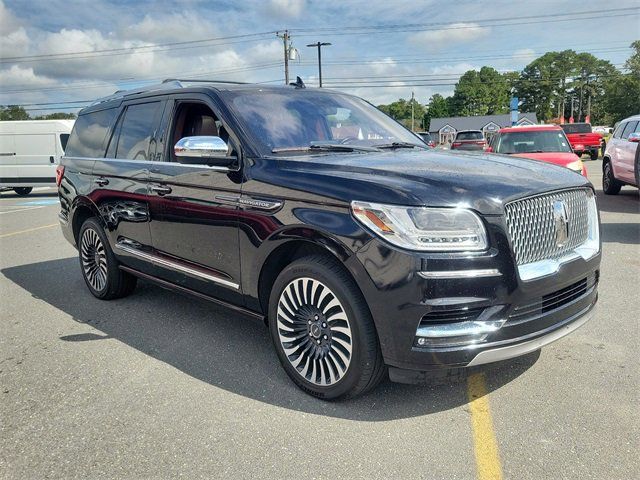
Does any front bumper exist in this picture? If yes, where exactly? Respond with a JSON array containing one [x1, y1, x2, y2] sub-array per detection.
[[351, 215, 601, 376]]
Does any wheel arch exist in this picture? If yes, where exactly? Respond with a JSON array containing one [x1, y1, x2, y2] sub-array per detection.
[[71, 197, 102, 244], [254, 229, 360, 318]]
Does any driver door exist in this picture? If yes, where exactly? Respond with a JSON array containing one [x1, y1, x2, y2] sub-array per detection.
[[147, 94, 243, 304]]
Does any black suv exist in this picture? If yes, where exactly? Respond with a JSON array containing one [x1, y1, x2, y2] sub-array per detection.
[[58, 80, 601, 399]]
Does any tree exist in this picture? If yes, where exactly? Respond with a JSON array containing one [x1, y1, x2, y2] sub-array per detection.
[[0, 105, 30, 120], [423, 94, 449, 130], [33, 112, 76, 120], [449, 67, 512, 116], [515, 50, 577, 122], [602, 41, 640, 124], [377, 97, 425, 130]]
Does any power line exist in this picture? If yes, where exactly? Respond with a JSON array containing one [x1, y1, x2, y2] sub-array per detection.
[[0, 31, 278, 64], [290, 8, 637, 33]]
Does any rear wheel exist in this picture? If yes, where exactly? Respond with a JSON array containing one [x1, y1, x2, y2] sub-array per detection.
[[13, 187, 32, 196], [590, 149, 599, 161], [603, 161, 622, 195], [268, 254, 385, 400], [78, 218, 137, 299]]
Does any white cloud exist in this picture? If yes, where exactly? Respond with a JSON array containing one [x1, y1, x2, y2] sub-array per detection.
[[0, 64, 56, 88], [266, 0, 306, 18], [410, 23, 490, 51], [121, 12, 220, 44]]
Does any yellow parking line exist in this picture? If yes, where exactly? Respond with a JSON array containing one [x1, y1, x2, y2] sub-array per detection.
[[467, 372, 503, 480], [0, 223, 58, 238]]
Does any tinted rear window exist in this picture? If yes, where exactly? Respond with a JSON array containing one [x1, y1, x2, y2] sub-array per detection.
[[560, 123, 592, 134], [65, 108, 119, 158], [456, 131, 483, 140], [114, 102, 163, 160]]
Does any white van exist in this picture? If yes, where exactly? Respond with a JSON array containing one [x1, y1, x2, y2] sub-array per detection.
[[0, 119, 75, 195]]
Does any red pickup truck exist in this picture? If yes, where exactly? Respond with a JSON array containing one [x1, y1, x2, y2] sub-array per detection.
[[560, 123, 603, 160]]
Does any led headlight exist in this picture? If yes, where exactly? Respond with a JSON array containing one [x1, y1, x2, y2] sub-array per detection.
[[351, 201, 488, 252], [566, 160, 583, 172]]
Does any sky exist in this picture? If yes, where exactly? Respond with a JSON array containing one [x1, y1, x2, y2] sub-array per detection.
[[0, 0, 638, 115]]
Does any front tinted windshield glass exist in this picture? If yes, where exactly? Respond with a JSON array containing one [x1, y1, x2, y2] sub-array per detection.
[[229, 90, 423, 154], [495, 130, 572, 154], [456, 131, 483, 140]]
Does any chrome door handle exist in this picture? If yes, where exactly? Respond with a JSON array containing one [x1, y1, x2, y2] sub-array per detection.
[[150, 184, 172, 196], [95, 177, 109, 186]]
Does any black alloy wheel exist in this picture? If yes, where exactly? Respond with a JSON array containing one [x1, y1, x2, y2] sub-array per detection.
[[269, 254, 385, 400], [78, 218, 137, 299], [602, 161, 621, 195]]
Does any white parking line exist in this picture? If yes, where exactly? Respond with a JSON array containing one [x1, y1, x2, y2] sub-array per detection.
[[0, 206, 48, 215]]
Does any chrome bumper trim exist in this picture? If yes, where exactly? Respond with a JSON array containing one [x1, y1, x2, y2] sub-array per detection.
[[418, 268, 501, 279], [466, 305, 596, 367], [115, 242, 240, 290]]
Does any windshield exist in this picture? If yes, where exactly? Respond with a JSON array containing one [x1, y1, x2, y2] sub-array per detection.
[[560, 123, 592, 134], [227, 90, 425, 155], [495, 130, 572, 154], [456, 131, 483, 140]]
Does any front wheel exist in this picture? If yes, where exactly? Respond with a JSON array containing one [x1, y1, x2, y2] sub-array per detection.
[[13, 187, 32, 196], [603, 161, 622, 195], [268, 255, 385, 400], [78, 218, 137, 299]]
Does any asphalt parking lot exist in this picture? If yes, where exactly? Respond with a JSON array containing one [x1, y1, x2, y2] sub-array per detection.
[[1, 161, 638, 480]]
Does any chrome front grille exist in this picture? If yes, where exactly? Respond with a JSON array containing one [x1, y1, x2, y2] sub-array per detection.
[[505, 189, 590, 265]]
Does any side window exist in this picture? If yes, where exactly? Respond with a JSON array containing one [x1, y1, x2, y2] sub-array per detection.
[[612, 122, 626, 139], [169, 102, 233, 162], [65, 108, 119, 158], [115, 102, 163, 160], [621, 121, 638, 139]]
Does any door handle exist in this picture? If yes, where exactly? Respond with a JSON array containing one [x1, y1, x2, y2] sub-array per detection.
[[150, 184, 172, 196], [95, 176, 109, 186]]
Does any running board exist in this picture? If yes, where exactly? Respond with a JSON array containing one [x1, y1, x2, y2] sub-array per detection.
[[115, 241, 240, 290], [119, 265, 264, 322]]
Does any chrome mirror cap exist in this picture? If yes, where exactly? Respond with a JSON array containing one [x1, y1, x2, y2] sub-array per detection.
[[175, 136, 228, 158]]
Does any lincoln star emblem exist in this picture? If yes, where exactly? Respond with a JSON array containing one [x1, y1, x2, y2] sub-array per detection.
[[553, 200, 570, 247]]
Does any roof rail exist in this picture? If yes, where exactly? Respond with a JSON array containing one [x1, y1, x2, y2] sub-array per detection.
[[162, 78, 248, 86], [88, 78, 248, 108]]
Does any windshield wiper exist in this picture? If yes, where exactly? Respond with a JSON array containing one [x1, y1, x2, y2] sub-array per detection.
[[272, 143, 380, 154], [373, 141, 426, 150]]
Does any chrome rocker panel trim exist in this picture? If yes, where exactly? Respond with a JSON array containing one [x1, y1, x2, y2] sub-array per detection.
[[115, 242, 240, 290]]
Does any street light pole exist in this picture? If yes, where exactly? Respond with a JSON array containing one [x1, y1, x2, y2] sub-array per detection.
[[306, 42, 332, 87]]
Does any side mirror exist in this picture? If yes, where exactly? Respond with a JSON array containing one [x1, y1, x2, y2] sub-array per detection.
[[628, 132, 640, 143], [174, 136, 237, 168]]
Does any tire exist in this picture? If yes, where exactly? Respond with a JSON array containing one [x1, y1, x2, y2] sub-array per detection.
[[268, 254, 385, 400], [13, 187, 32, 196], [590, 149, 599, 161], [603, 160, 622, 195], [78, 218, 137, 300]]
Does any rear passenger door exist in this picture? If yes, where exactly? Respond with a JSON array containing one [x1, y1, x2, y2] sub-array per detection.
[[93, 99, 166, 275]]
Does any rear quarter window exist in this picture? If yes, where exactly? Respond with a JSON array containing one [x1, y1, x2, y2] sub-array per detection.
[[65, 108, 119, 158]]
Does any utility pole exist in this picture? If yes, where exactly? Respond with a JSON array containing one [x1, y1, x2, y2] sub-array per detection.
[[277, 30, 290, 85], [411, 91, 415, 131], [306, 42, 331, 87]]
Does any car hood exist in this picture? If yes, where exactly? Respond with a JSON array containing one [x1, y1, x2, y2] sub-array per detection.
[[510, 152, 580, 167], [259, 149, 592, 215]]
